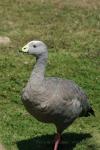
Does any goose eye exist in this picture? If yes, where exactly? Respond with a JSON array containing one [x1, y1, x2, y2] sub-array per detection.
[[33, 45, 36, 48]]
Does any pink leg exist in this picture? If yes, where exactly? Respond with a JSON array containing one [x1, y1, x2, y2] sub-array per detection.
[[54, 133, 61, 150]]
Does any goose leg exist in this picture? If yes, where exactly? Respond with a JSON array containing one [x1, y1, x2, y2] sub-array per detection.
[[54, 133, 61, 150]]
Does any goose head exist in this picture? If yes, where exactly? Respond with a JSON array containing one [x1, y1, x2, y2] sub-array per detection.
[[22, 40, 48, 57]]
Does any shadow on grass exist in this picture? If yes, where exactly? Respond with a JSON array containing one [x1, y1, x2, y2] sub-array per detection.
[[17, 132, 91, 150]]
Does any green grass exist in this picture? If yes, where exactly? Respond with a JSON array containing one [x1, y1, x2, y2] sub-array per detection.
[[0, 0, 100, 149]]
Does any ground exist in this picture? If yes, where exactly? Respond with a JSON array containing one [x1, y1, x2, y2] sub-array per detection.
[[0, 144, 5, 150], [0, 0, 100, 150]]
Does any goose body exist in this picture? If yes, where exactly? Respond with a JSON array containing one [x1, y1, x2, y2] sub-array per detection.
[[21, 40, 95, 150], [22, 77, 89, 132]]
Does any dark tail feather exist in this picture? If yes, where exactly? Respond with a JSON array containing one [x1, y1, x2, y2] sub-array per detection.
[[85, 106, 95, 117]]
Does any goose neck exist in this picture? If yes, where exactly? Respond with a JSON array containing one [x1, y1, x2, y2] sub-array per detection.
[[30, 52, 48, 80]]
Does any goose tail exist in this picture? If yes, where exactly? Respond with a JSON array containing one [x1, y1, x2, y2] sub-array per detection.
[[85, 106, 95, 117]]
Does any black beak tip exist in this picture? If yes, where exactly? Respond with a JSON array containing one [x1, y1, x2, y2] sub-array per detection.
[[18, 50, 22, 53]]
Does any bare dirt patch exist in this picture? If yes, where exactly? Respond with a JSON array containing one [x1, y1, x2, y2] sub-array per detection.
[[0, 144, 5, 150], [51, 0, 100, 9], [0, 36, 11, 46]]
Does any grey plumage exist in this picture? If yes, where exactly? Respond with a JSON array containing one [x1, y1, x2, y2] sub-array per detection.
[[21, 40, 95, 134]]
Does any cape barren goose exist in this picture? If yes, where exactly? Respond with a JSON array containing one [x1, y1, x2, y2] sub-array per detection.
[[21, 40, 95, 150]]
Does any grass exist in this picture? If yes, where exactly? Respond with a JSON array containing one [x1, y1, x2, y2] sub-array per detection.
[[0, 0, 100, 149]]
